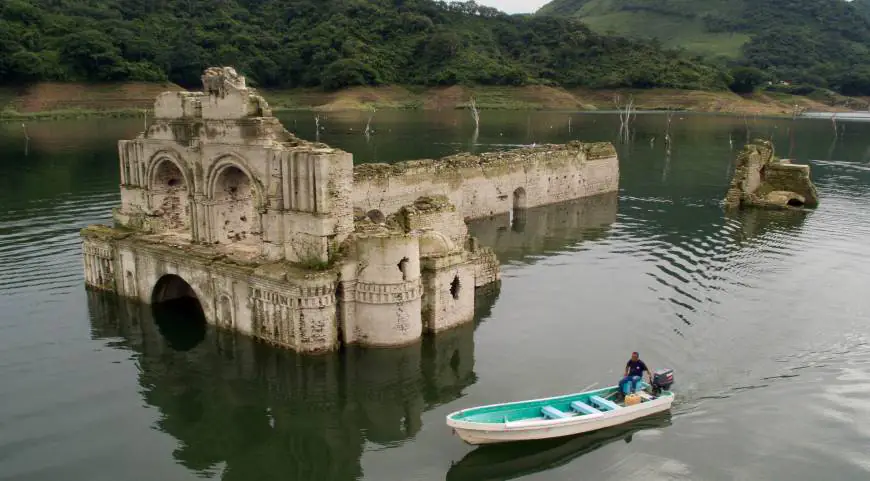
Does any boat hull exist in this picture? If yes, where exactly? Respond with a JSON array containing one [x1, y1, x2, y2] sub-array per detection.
[[447, 389, 674, 445]]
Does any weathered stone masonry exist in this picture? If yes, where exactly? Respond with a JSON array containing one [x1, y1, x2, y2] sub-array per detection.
[[724, 139, 819, 210], [81, 67, 621, 353], [353, 142, 619, 221]]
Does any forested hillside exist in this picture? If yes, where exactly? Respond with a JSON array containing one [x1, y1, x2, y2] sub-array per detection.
[[856, 0, 870, 21], [539, 0, 870, 95], [0, 0, 727, 91]]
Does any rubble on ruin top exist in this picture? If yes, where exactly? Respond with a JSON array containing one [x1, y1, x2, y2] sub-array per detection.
[[201, 67, 248, 98], [352, 141, 616, 180]]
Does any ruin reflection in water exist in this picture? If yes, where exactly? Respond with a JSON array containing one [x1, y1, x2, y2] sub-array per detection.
[[86, 284, 499, 481], [727, 207, 812, 245], [466, 192, 618, 264]]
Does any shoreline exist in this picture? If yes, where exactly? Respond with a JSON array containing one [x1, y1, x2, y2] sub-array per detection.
[[1, 82, 866, 122]]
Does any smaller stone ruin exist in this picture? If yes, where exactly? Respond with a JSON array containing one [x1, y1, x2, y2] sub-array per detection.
[[724, 139, 820, 210]]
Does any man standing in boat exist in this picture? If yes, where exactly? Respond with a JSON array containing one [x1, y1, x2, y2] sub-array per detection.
[[619, 352, 651, 398]]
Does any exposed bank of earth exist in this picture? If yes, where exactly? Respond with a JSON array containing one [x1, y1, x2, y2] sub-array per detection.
[[0, 82, 866, 121]]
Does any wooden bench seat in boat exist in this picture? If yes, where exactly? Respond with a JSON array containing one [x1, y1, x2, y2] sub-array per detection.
[[589, 395, 621, 411], [541, 405, 570, 419], [570, 400, 600, 415]]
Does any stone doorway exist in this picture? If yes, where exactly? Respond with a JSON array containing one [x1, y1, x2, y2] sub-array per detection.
[[151, 274, 206, 351]]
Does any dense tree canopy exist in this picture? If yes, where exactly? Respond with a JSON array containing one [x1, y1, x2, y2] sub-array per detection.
[[539, 0, 870, 95], [0, 0, 728, 90]]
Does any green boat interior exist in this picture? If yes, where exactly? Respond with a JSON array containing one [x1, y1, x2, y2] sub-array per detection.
[[452, 385, 672, 424]]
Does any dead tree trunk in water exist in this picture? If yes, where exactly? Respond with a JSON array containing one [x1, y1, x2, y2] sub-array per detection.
[[364, 108, 375, 142], [664, 110, 674, 156], [22, 123, 29, 156], [615, 95, 635, 143]]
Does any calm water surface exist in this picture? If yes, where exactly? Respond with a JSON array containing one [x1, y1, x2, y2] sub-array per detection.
[[2, 111, 870, 481]]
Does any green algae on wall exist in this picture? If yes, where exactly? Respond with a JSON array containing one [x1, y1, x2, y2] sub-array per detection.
[[724, 139, 820, 210]]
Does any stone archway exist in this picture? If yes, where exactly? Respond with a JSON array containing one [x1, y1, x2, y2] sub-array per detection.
[[211, 165, 261, 245], [150, 157, 190, 231], [151, 274, 206, 351], [152, 274, 200, 304]]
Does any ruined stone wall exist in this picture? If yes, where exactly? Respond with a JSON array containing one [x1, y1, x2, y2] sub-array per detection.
[[393, 196, 468, 249], [115, 122, 353, 263], [420, 254, 475, 333], [763, 163, 820, 207], [82, 236, 116, 292], [469, 246, 500, 288], [82, 227, 339, 353], [352, 142, 618, 221], [724, 139, 819, 210], [113, 66, 354, 265]]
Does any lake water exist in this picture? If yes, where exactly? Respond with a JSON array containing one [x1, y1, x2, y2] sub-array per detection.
[[2, 110, 870, 481]]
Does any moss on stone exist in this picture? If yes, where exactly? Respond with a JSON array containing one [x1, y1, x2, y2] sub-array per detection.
[[352, 141, 617, 181], [724, 139, 819, 210], [81, 224, 133, 240]]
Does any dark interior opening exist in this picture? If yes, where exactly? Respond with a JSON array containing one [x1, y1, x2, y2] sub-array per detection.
[[450, 275, 461, 300], [787, 198, 805, 207], [151, 275, 206, 351], [367, 209, 386, 224], [335, 282, 345, 347], [398, 257, 409, 281]]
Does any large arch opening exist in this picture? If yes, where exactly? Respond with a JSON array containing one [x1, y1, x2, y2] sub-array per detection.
[[150, 158, 190, 232], [151, 274, 206, 351], [212, 165, 261, 246]]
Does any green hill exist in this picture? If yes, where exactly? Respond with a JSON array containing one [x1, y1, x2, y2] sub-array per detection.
[[539, 0, 870, 95], [0, 0, 726, 92]]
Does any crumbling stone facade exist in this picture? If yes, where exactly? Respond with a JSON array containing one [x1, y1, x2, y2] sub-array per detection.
[[81, 67, 620, 353], [353, 142, 619, 220], [724, 139, 820, 210]]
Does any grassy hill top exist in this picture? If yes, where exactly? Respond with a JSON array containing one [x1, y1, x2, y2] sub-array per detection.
[[538, 0, 870, 94], [540, 0, 748, 57]]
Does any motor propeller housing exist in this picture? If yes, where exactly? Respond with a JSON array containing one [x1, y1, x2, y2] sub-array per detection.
[[651, 368, 674, 393]]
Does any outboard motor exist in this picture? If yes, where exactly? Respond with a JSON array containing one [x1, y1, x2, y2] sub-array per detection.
[[651, 368, 674, 395]]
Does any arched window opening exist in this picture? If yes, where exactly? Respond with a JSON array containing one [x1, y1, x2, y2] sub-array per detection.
[[398, 257, 409, 281], [151, 159, 189, 231], [213, 165, 260, 245]]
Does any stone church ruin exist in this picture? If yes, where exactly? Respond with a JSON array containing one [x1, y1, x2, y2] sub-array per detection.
[[80, 67, 620, 353]]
